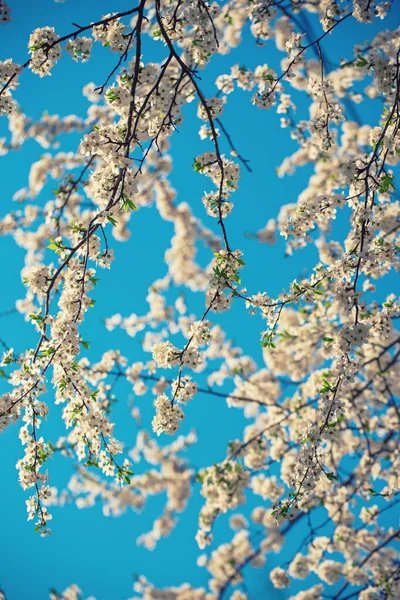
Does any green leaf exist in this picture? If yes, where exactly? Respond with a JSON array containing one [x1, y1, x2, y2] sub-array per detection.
[[356, 55, 368, 67], [106, 89, 119, 103], [121, 196, 137, 212], [192, 159, 204, 173], [41, 347, 55, 358], [47, 237, 64, 254], [107, 214, 118, 227], [378, 173, 395, 194], [58, 379, 67, 392], [29, 313, 44, 323], [280, 330, 297, 340]]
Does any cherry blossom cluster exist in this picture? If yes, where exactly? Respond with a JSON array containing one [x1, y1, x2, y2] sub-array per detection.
[[28, 27, 61, 76]]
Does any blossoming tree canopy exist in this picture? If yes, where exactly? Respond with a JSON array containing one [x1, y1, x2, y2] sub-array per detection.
[[0, 0, 399, 598]]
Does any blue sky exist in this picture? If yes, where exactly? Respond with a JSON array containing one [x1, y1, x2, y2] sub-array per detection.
[[0, 1, 399, 599]]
